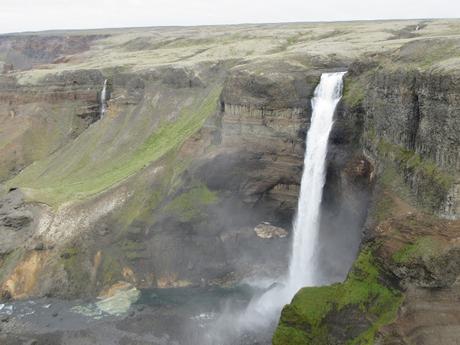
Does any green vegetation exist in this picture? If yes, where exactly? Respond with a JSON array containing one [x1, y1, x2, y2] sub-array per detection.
[[392, 236, 443, 264], [397, 38, 460, 70], [375, 137, 454, 211], [273, 248, 403, 345], [377, 139, 453, 190], [60, 247, 91, 294], [372, 191, 396, 224], [0, 101, 89, 182], [0, 248, 25, 282], [100, 253, 123, 286], [9, 86, 222, 206], [118, 240, 147, 260], [163, 184, 218, 222], [114, 151, 179, 228], [343, 77, 365, 108]]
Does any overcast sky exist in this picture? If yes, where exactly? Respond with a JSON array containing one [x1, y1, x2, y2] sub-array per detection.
[[0, 0, 459, 34]]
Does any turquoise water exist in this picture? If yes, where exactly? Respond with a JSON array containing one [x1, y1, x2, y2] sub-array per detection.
[[137, 284, 256, 310]]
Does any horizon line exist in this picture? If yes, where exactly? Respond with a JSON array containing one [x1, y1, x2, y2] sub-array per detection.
[[1, 16, 459, 36]]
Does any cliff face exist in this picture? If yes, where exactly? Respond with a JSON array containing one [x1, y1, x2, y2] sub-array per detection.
[[0, 70, 105, 182], [361, 69, 460, 217], [0, 60, 324, 298], [274, 65, 460, 345]]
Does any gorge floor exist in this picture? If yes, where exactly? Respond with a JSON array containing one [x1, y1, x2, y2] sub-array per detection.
[[0, 285, 278, 345]]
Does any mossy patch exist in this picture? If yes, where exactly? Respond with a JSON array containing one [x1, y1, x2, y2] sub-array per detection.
[[100, 253, 123, 287], [163, 184, 218, 222], [392, 236, 443, 264], [343, 77, 366, 108], [372, 190, 396, 224], [60, 247, 91, 295], [273, 248, 403, 345], [118, 240, 147, 261], [377, 139, 454, 190], [371, 137, 454, 212], [0, 248, 25, 283]]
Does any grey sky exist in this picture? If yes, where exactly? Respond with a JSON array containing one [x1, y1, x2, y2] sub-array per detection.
[[0, 0, 459, 34]]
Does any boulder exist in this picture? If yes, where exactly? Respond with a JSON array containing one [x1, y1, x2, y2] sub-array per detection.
[[254, 222, 288, 239]]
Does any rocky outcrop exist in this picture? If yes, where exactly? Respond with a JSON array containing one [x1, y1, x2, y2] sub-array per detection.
[[273, 249, 402, 345], [0, 190, 35, 254]]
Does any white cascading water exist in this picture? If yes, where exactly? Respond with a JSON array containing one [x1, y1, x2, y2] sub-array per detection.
[[236, 72, 346, 331], [287, 71, 346, 291], [100, 79, 108, 118]]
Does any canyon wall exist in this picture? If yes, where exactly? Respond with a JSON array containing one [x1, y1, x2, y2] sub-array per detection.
[[0, 61, 324, 298], [0, 21, 460, 345], [274, 64, 460, 345]]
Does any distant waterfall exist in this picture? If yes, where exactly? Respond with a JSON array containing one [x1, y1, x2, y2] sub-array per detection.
[[287, 72, 346, 291], [100, 79, 108, 118]]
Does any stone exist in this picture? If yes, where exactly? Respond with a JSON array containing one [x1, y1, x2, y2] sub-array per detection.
[[96, 281, 140, 316], [254, 223, 288, 239], [34, 243, 45, 251]]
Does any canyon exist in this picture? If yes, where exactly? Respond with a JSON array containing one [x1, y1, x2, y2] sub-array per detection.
[[0, 19, 459, 344]]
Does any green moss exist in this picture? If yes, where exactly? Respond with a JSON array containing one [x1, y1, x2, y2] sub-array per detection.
[[377, 139, 453, 191], [115, 156, 174, 227], [273, 248, 403, 345], [61, 247, 80, 257], [118, 240, 146, 260], [343, 78, 365, 108], [273, 324, 312, 345], [392, 236, 443, 264], [0, 248, 25, 282], [374, 137, 454, 211], [60, 247, 91, 294], [163, 184, 218, 222], [100, 253, 123, 286], [372, 191, 395, 223]]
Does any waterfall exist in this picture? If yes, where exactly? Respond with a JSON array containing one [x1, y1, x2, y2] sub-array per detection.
[[204, 73, 346, 344], [100, 79, 108, 118], [287, 71, 346, 291], [235, 72, 346, 331]]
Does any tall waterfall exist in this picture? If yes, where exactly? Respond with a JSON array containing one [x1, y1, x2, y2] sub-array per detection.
[[287, 71, 346, 291], [100, 79, 108, 118], [206, 73, 346, 343], [237, 72, 346, 330]]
